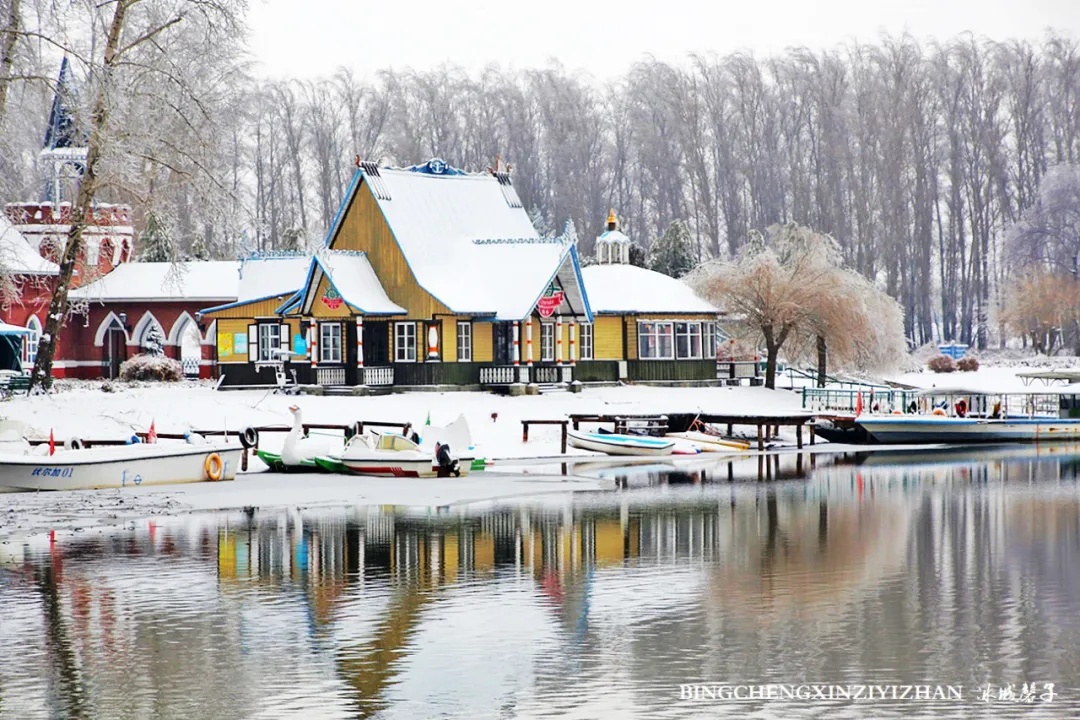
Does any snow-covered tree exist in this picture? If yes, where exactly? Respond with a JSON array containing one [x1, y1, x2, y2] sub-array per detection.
[[188, 234, 210, 260], [689, 223, 839, 389], [139, 212, 172, 262], [280, 226, 305, 252], [142, 323, 165, 357], [27, 0, 247, 392], [649, 219, 696, 278]]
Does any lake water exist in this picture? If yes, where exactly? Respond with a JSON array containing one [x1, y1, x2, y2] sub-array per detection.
[[4, 446, 1080, 719]]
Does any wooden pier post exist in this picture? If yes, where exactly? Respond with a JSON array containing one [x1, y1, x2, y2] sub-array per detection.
[[796, 424, 803, 449], [757, 424, 764, 451]]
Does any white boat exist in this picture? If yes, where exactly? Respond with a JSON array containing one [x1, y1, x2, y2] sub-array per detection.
[[0, 441, 243, 492], [856, 414, 1080, 443], [322, 432, 474, 477], [567, 429, 674, 456], [666, 431, 751, 452]]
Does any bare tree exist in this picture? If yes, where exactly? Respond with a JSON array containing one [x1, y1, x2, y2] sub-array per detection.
[[30, 0, 245, 391]]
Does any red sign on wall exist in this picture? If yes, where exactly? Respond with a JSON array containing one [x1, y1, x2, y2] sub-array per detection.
[[321, 286, 343, 310], [537, 280, 564, 318]]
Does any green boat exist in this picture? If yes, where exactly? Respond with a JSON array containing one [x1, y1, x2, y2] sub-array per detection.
[[255, 449, 321, 472]]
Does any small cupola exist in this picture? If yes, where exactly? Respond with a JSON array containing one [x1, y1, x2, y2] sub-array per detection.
[[595, 208, 630, 264]]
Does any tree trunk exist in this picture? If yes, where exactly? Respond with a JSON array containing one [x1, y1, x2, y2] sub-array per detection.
[[816, 334, 827, 388], [764, 341, 778, 390], [0, 0, 21, 124], [30, 0, 128, 392]]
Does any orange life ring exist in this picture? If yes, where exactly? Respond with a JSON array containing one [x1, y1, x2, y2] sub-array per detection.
[[204, 453, 224, 481], [932, 408, 946, 416]]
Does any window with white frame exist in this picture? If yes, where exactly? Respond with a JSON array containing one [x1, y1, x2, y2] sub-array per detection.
[[638, 321, 674, 359], [395, 322, 417, 362], [703, 322, 718, 359], [675, 322, 703, 359], [578, 322, 593, 360], [258, 323, 281, 362], [540, 323, 555, 361], [456, 321, 472, 361], [22, 316, 41, 369], [320, 322, 342, 363]]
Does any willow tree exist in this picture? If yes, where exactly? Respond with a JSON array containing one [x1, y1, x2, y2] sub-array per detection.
[[28, 0, 246, 392], [690, 223, 838, 389], [794, 267, 907, 385]]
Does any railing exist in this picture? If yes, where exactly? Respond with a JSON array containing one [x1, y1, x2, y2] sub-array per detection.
[[362, 366, 394, 386], [802, 388, 923, 413], [316, 366, 346, 386], [534, 366, 565, 384], [479, 366, 532, 384], [181, 357, 200, 378]]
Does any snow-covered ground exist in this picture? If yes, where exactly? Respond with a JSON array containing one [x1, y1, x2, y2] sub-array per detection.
[[0, 470, 612, 541], [0, 381, 808, 536], [892, 362, 1080, 393], [1, 381, 809, 460]]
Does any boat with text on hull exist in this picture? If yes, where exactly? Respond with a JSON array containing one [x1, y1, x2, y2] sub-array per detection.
[[0, 442, 243, 492]]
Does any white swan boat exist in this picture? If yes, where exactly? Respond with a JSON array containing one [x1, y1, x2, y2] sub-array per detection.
[[319, 432, 474, 477], [567, 429, 674, 457], [0, 441, 243, 492]]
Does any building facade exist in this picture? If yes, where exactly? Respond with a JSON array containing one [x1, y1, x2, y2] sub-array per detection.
[[202, 159, 723, 390]]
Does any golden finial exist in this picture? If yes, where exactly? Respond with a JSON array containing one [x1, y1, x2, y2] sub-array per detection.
[[607, 208, 617, 230]]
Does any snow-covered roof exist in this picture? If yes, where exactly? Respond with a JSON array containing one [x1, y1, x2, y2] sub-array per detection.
[[0, 213, 59, 276], [581, 264, 717, 315], [297, 252, 405, 315], [236, 255, 309, 303], [70, 261, 240, 302], [347, 161, 588, 320], [597, 228, 631, 245], [0, 322, 31, 335]]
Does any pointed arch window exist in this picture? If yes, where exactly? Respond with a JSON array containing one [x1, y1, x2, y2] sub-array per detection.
[[23, 316, 42, 370]]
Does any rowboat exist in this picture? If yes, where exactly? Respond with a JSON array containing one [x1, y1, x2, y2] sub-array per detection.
[[320, 432, 474, 477], [665, 431, 751, 452], [0, 442, 243, 492], [566, 429, 674, 456]]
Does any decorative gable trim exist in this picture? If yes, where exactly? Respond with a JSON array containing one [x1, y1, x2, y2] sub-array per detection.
[[360, 162, 392, 201]]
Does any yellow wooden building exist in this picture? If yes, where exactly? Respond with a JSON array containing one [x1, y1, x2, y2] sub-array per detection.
[[200, 159, 721, 389]]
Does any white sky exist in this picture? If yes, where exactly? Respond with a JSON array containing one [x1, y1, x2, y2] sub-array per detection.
[[248, 0, 1080, 80]]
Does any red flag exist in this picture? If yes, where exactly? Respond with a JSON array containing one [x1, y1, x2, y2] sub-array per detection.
[[49, 429, 55, 456], [148, 420, 158, 444], [855, 392, 863, 416]]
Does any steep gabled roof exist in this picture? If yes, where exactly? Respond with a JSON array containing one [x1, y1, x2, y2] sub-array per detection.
[[296, 252, 405, 316], [0, 214, 60, 276], [337, 160, 589, 321]]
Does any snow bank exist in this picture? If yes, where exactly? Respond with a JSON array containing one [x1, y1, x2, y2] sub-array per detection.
[[0, 382, 807, 460]]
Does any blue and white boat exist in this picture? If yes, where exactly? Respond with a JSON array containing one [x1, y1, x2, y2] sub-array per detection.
[[566, 429, 674, 456], [856, 386, 1080, 444]]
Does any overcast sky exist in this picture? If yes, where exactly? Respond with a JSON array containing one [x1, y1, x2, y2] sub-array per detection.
[[248, 0, 1080, 80]]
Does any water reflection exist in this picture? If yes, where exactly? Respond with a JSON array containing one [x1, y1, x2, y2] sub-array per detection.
[[3, 447, 1080, 718]]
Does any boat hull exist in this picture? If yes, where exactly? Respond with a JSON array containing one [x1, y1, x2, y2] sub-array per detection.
[[0, 444, 243, 492], [666, 431, 751, 451], [857, 416, 1080, 444], [326, 453, 475, 478], [256, 450, 322, 472], [567, 430, 674, 456]]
